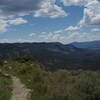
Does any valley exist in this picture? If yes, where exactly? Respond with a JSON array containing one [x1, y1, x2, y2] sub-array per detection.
[[0, 42, 100, 70]]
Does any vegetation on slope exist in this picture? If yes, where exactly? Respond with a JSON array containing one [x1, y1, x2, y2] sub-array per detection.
[[1, 56, 100, 100], [0, 74, 12, 100]]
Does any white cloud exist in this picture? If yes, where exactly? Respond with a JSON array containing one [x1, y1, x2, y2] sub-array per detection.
[[1, 31, 100, 44], [16, 39, 34, 43], [0, 17, 28, 34], [41, 32, 46, 34], [34, 0, 67, 18], [0, 20, 8, 34], [0, 0, 100, 43], [39, 31, 100, 44], [91, 14, 100, 25], [54, 30, 63, 34], [0, 0, 67, 36], [60, 32, 100, 43], [0, 38, 9, 43], [91, 28, 100, 32], [60, 0, 90, 6], [0, 38, 39, 43], [8, 18, 28, 25], [39, 31, 65, 42], [65, 26, 80, 31], [60, 0, 100, 26], [29, 33, 36, 37], [0, 0, 67, 19], [65, 32, 87, 43], [39, 30, 63, 42], [79, 0, 100, 26]]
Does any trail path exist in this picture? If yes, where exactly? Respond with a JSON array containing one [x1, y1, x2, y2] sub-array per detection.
[[10, 77, 31, 100]]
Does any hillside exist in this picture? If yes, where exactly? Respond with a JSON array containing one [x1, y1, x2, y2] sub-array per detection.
[[1, 56, 100, 100], [72, 41, 100, 50], [0, 42, 100, 70]]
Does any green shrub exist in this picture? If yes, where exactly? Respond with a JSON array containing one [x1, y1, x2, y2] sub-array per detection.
[[73, 72, 100, 100], [0, 77, 12, 100], [2, 56, 100, 100], [13, 56, 36, 63]]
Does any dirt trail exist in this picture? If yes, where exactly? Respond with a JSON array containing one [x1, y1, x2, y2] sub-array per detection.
[[10, 77, 31, 100]]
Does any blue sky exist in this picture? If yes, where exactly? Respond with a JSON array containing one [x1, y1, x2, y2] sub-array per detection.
[[0, 0, 100, 44]]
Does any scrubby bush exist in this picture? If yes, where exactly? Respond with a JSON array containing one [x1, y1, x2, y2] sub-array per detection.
[[73, 71, 100, 100], [0, 77, 12, 100], [13, 56, 36, 63], [1, 56, 100, 100]]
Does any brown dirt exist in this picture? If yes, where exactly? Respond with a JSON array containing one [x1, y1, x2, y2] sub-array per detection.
[[10, 77, 31, 100]]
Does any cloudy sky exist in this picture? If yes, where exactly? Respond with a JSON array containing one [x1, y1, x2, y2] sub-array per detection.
[[0, 0, 100, 44]]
